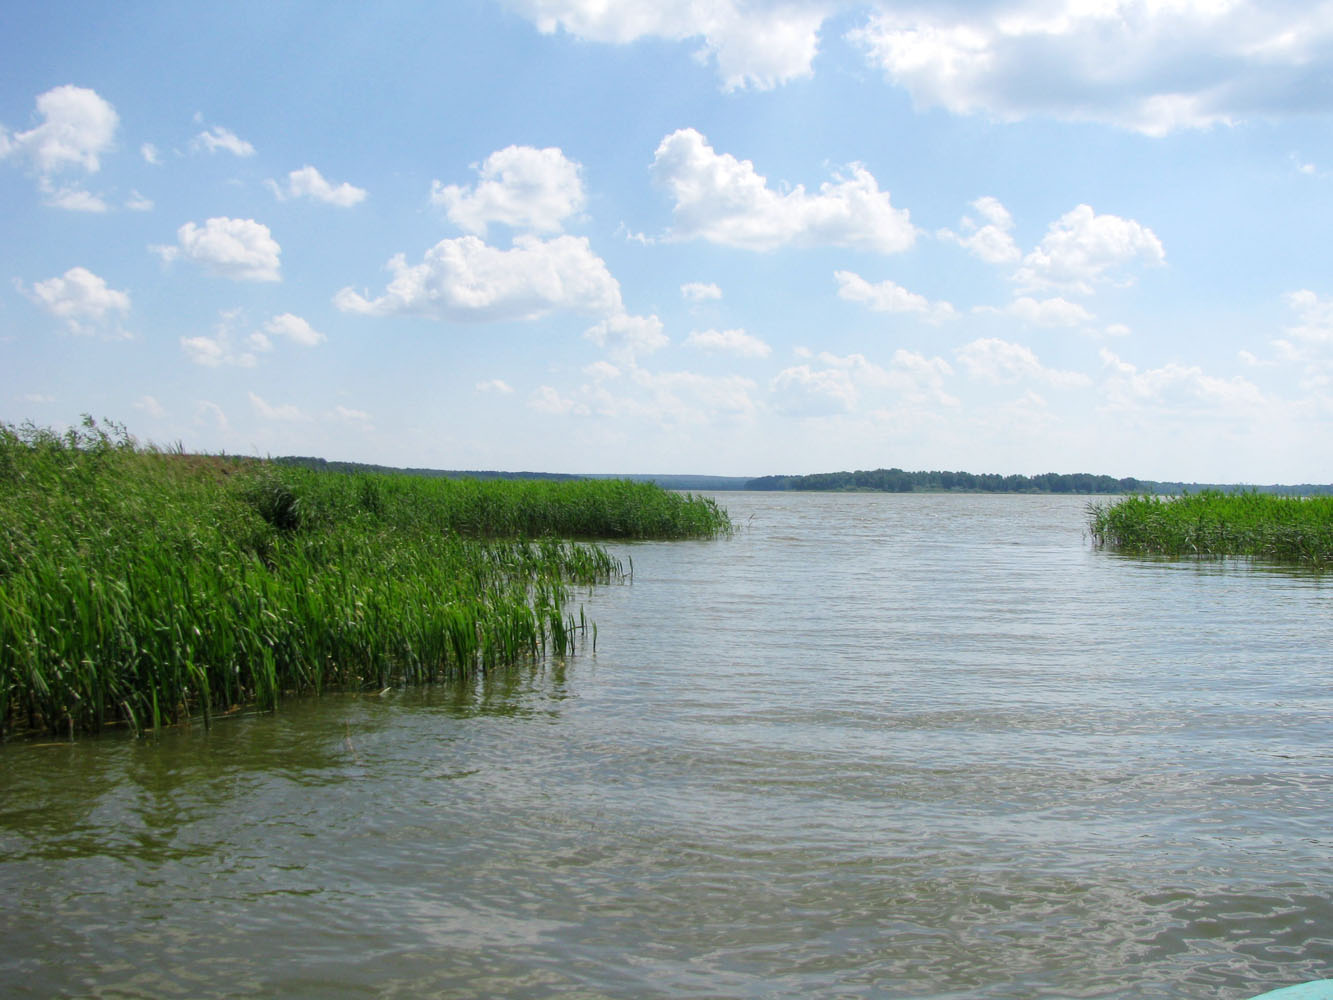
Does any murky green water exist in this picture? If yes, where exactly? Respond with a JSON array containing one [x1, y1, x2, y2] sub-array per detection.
[[2, 493, 1330, 998]]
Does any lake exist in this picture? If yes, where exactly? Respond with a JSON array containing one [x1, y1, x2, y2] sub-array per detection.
[[1, 492, 1329, 998]]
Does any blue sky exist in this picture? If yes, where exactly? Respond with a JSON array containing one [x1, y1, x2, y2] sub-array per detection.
[[4, 0, 1333, 481]]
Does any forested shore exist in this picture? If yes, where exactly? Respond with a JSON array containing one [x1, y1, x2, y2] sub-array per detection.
[[745, 468, 1333, 496]]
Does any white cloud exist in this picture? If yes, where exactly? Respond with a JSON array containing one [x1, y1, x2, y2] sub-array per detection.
[[125, 190, 153, 212], [771, 363, 861, 416], [264, 313, 325, 347], [141, 143, 161, 165], [623, 367, 759, 422], [1014, 205, 1164, 294], [651, 128, 916, 253], [834, 270, 957, 323], [584, 312, 668, 362], [192, 125, 255, 157], [955, 338, 1091, 387], [133, 395, 166, 418], [476, 379, 515, 394], [1279, 289, 1333, 352], [194, 400, 229, 431], [939, 196, 1021, 264], [531, 360, 761, 426], [332, 405, 372, 424], [997, 295, 1096, 328], [271, 165, 367, 207], [39, 182, 109, 213], [182, 311, 321, 364], [153, 217, 282, 282], [181, 312, 260, 368], [850, 2, 1333, 135], [502, 0, 826, 91], [584, 360, 621, 380], [681, 281, 723, 301], [771, 349, 956, 416], [1, 85, 119, 175], [684, 327, 772, 358], [431, 146, 584, 236], [1100, 348, 1265, 412], [24, 266, 130, 336], [335, 234, 623, 322], [530, 385, 590, 416], [249, 392, 309, 422]]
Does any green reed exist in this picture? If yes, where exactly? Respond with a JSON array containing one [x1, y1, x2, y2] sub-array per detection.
[[0, 419, 730, 738], [1087, 490, 1333, 566]]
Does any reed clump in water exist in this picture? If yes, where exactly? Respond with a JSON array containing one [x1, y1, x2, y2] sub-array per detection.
[[0, 418, 731, 739], [1087, 490, 1333, 566]]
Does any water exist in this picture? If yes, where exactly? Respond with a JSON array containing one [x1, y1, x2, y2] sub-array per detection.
[[2, 493, 1330, 998]]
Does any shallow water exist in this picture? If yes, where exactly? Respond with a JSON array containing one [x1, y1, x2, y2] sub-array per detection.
[[2, 493, 1330, 998]]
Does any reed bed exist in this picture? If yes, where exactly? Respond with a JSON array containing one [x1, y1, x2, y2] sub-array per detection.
[[1087, 491, 1333, 566], [0, 419, 731, 739]]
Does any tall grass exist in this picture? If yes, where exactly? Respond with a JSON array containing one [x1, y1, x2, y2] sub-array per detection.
[[1087, 490, 1333, 566], [0, 419, 731, 738]]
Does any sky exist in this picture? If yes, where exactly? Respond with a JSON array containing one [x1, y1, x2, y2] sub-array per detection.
[[3, 1, 1333, 482]]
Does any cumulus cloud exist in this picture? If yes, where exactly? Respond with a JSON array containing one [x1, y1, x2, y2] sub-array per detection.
[[622, 367, 759, 421], [263, 312, 325, 347], [531, 359, 761, 426], [681, 281, 723, 301], [431, 146, 584, 236], [994, 295, 1096, 328], [772, 349, 955, 416], [651, 128, 916, 253], [476, 379, 515, 394], [2, 85, 119, 211], [1100, 348, 1264, 411], [23, 266, 130, 336], [152, 217, 282, 282], [684, 327, 772, 358], [249, 392, 309, 421], [39, 183, 109, 212], [334, 234, 623, 322], [584, 312, 668, 362], [939, 196, 1021, 264], [180, 311, 261, 367], [1, 85, 119, 175], [270, 165, 367, 207], [501, 0, 826, 90], [850, 1, 1333, 135], [133, 395, 166, 418], [834, 270, 957, 323], [141, 143, 161, 166], [332, 405, 372, 424], [183, 311, 323, 365], [1014, 205, 1164, 294], [771, 363, 860, 416], [1277, 289, 1333, 357], [192, 401, 229, 432], [530, 385, 590, 416], [955, 337, 1091, 387], [192, 125, 255, 157]]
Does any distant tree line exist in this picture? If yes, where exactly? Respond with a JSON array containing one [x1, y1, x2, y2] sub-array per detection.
[[746, 469, 1143, 494], [273, 456, 582, 482], [745, 469, 1333, 495], [275, 456, 1333, 496]]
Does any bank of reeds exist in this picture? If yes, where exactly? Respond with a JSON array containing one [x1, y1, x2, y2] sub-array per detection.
[[0, 419, 731, 739], [1087, 490, 1333, 566]]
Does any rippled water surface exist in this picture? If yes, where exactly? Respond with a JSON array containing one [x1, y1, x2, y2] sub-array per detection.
[[2, 493, 1330, 998]]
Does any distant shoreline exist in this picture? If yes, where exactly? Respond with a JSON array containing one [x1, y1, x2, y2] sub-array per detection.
[[273, 457, 1333, 497]]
